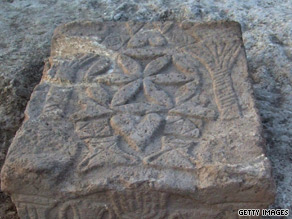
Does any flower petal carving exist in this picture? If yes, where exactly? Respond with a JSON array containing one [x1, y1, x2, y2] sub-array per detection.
[[117, 54, 142, 77], [175, 80, 199, 105], [84, 56, 110, 81], [111, 79, 142, 107], [168, 28, 196, 46], [54, 54, 101, 83], [127, 30, 167, 48], [148, 32, 167, 47], [143, 55, 171, 76], [123, 48, 167, 59], [165, 116, 200, 138], [127, 32, 148, 48], [172, 53, 200, 75], [143, 79, 173, 108], [97, 72, 136, 85], [149, 72, 192, 85], [86, 84, 110, 106], [169, 102, 217, 120]]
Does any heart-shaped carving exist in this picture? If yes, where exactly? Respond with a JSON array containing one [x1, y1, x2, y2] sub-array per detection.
[[110, 113, 162, 152]]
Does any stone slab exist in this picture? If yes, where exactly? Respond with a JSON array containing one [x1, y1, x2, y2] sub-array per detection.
[[1, 21, 275, 218]]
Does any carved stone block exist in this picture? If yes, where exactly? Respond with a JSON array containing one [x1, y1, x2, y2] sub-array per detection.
[[1, 21, 275, 218]]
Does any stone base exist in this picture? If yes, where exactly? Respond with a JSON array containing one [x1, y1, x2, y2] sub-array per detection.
[[12, 191, 269, 219], [1, 20, 275, 218]]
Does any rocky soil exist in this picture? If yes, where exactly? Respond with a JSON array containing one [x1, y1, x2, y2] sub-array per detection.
[[0, 0, 291, 218]]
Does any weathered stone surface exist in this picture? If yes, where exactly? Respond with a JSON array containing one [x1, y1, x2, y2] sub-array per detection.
[[1, 21, 275, 218]]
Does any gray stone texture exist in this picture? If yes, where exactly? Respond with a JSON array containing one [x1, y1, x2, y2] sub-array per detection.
[[0, 0, 291, 218], [1, 20, 275, 218]]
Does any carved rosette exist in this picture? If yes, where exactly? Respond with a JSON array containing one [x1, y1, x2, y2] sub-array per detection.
[[37, 22, 246, 174], [67, 27, 218, 173]]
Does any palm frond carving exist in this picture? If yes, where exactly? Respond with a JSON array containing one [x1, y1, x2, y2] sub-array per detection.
[[184, 22, 243, 120]]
